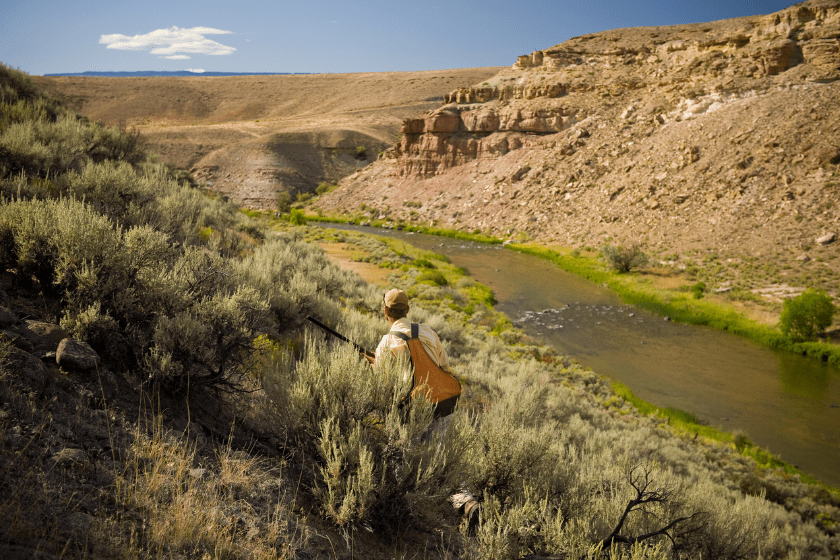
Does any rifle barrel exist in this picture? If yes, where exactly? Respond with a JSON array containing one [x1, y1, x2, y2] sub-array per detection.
[[306, 316, 375, 358]]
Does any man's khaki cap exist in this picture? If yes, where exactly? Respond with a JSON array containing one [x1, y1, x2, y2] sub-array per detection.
[[384, 288, 409, 309]]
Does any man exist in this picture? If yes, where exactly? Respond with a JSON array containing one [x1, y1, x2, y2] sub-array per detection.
[[367, 288, 478, 529], [366, 288, 460, 417]]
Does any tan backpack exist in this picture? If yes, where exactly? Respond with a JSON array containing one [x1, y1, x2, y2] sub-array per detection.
[[390, 323, 461, 417]]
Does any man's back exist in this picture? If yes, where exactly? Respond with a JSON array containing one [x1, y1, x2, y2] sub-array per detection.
[[375, 317, 450, 375]]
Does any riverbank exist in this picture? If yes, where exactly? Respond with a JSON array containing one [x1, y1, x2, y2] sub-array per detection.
[[297, 211, 840, 367], [250, 209, 840, 493]]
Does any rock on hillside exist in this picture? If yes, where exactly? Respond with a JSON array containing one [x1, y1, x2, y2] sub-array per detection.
[[314, 0, 840, 287]]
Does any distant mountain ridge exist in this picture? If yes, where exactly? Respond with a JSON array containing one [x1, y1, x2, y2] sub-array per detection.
[[44, 71, 308, 77]]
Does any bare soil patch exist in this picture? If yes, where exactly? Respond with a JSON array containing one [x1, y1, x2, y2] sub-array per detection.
[[316, 242, 393, 287]]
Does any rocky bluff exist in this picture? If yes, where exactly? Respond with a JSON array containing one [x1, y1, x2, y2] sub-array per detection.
[[314, 0, 840, 290], [393, 102, 569, 177]]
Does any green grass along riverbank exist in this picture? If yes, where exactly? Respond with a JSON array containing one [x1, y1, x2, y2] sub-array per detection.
[[293, 211, 840, 368], [257, 209, 839, 494], [510, 244, 840, 369]]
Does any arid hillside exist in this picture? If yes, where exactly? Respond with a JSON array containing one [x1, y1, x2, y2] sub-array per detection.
[[33, 68, 503, 207], [314, 0, 840, 298]]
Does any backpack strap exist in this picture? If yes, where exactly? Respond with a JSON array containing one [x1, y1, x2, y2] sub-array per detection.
[[389, 330, 411, 342], [388, 323, 419, 341], [388, 323, 422, 371], [389, 328, 413, 369]]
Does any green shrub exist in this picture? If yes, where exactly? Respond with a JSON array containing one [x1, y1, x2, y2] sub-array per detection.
[[412, 258, 434, 269], [235, 220, 265, 242], [0, 197, 123, 297], [0, 195, 274, 396], [145, 286, 268, 396], [0, 63, 47, 105], [289, 208, 307, 225], [85, 121, 144, 164], [601, 244, 649, 273], [59, 301, 135, 368], [276, 191, 292, 213], [0, 97, 54, 129], [354, 145, 367, 160], [466, 284, 496, 307], [0, 114, 142, 178], [417, 269, 448, 286], [779, 289, 836, 341], [64, 160, 155, 224]]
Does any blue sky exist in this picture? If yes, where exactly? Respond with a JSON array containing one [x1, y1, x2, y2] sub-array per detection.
[[3, 1, 797, 75]]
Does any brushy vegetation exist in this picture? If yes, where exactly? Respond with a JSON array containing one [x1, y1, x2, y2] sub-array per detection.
[[779, 289, 836, 341], [2, 64, 840, 559], [276, 190, 292, 213], [601, 243, 649, 273]]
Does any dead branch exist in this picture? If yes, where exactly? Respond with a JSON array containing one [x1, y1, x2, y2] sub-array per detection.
[[600, 465, 705, 552]]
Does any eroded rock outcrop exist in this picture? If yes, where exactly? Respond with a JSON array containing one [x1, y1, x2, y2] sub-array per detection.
[[512, 1, 840, 79], [393, 104, 572, 177], [443, 83, 565, 104]]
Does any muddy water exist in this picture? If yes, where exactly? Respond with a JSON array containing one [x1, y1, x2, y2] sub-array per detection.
[[317, 223, 840, 487]]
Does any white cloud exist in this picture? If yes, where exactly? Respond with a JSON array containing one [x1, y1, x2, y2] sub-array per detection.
[[186, 68, 206, 73], [100, 26, 236, 59]]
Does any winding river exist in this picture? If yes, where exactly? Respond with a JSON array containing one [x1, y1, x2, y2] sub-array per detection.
[[317, 223, 840, 487]]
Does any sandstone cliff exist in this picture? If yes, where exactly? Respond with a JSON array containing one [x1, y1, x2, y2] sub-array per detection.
[[314, 0, 840, 295]]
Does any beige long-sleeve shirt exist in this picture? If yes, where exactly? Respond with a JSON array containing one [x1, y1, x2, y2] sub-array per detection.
[[374, 318, 450, 380]]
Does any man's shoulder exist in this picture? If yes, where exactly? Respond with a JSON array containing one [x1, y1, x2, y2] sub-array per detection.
[[389, 318, 412, 334]]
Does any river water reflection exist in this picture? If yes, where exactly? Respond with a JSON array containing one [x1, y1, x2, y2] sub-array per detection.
[[316, 223, 840, 487]]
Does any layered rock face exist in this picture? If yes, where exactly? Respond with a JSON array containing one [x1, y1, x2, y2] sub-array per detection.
[[314, 0, 840, 284], [442, 83, 565, 103], [393, 104, 571, 177]]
